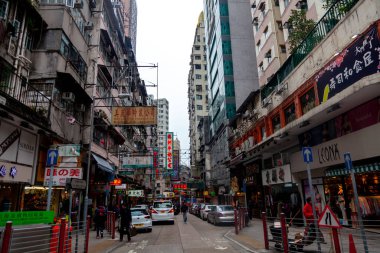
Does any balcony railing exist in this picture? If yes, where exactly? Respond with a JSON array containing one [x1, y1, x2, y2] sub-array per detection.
[[0, 72, 51, 125], [261, 0, 359, 100]]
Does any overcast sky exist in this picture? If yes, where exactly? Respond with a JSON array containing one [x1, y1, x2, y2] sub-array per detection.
[[136, 0, 204, 165]]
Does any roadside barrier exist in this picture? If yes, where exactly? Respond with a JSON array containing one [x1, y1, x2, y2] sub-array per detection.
[[234, 207, 249, 235], [261, 212, 380, 253], [0, 217, 91, 253]]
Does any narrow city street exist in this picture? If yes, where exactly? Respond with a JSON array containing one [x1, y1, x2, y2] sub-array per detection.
[[110, 214, 249, 253]]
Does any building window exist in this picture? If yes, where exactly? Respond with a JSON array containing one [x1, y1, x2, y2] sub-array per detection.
[[196, 94, 202, 100], [263, 26, 269, 39], [272, 114, 281, 132], [280, 45, 286, 53], [300, 88, 316, 115], [195, 64, 201, 70], [196, 105, 203, 110], [194, 55, 201, 60], [284, 0, 290, 8], [197, 35, 201, 42], [261, 126, 266, 140], [284, 103, 296, 124], [195, 74, 202, 79], [0, 0, 8, 19], [265, 50, 272, 62], [194, 45, 200, 50], [256, 40, 261, 52], [196, 85, 202, 92]]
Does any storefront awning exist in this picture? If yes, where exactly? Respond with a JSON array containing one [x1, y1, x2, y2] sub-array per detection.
[[92, 153, 114, 174], [325, 163, 380, 177]]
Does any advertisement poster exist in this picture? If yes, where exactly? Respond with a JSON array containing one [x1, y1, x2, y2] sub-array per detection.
[[111, 106, 157, 125], [262, 164, 292, 186], [316, 25, 380, 103], [303, 178, 325, 214]]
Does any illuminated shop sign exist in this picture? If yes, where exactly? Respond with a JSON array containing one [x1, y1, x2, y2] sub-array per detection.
[[166, 132, 173, 170]]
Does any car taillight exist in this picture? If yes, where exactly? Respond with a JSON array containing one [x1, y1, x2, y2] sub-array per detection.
[[151, 209, 158, 214], [168, 209, 174, 213]]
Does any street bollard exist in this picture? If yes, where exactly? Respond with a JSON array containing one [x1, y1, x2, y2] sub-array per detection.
[[58, 218, 67, 253], [280, 213, 289, 253], [85, 216, 90, 253], [234, 208, 239, 235], [262, 212, 269, 250], [1, 221, 12, 253], [111, 212, 116, 239]]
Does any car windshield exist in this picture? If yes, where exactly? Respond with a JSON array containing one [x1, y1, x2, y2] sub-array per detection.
[[153, 202, 172, 208], [219, 206, 234, 211], [131, 209, 149, 216]]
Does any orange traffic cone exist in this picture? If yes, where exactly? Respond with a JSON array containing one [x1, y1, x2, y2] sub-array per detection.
[[349, 234, 357, 253]]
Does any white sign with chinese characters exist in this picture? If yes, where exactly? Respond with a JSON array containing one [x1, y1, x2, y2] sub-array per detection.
[[44, 167, 83, 186], [127, 190, 144, 197]]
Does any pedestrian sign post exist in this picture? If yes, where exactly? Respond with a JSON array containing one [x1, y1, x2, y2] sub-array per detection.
[[46, 149, 58, 167], [302, 147, 321, 252], [344, 152, 353, 172], [318, 205, 341, 228], [302, 147, 313, 163]]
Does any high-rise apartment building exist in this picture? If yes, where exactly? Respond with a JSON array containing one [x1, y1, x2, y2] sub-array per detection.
[[154, 98, 169, 194], [188, 12, 209, 179], [251, 0, 327, 87], [203, 0, 259, 193]]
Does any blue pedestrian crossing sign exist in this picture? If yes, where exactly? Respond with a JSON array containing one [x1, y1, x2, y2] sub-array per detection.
[[344, 152, 353, 172], [46, 149, 58, 167], [302, 147, 313, 163]]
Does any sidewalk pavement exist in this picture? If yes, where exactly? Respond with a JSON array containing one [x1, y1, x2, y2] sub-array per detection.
[[87, 228, 123, 253]]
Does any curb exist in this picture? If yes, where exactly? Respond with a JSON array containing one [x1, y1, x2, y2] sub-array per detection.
[[223, 229, 258, 253]]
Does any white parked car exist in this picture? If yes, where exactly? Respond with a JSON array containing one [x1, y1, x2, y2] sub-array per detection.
[[150, 200, 175, 224], [130, 208, 152, 232], [200, 204, 216, 220]]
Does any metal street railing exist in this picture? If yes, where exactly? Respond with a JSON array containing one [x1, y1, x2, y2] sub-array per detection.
[[261, 0, 359, 100]]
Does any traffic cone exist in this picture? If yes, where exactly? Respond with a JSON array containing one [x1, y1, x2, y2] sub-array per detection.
[[349, 234, 357, 253]]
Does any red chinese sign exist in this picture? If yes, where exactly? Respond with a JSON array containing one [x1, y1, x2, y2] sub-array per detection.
[[166, 132, 173, 170], [110, 178, 122, 186], [173, 183, 187, 190], [44, 168, 83, 186], [153, 148, 159, 179]]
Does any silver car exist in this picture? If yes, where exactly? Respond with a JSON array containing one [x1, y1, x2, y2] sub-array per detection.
[[151, 200, 175, 224], [207, 205, 235, 225], [200, 204, 216, 220]]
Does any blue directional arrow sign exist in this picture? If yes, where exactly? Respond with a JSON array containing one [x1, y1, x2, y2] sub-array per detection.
[[302, 147, 313, 163], [344, 152, 353, 172], [46, 149, 58, 167]]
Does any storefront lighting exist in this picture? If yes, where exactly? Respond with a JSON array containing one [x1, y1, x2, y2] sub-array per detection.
[[25, 186, 48, 190], [351, 34, 359, 39]]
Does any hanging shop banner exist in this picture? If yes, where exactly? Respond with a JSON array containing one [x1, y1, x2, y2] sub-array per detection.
[[0, 121, 37, 166], [262, 164, 292, 186], [111, 106, 157, 125], [44, 167, 83, 186], [316, 25, 380, 103], [166, 132, 173, 170], [127, 190, 144, 197], [171, 150, 179, 180], [153, 147, 159, 179], [121, 156, 151, 169]]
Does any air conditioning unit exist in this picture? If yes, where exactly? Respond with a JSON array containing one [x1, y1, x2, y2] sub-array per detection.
[[62, 92, 75, 102], [74, 0, 83, 9], [77, 104, 86, 112], [275, 82, 288, 94], [262, 97, 272, 107], [84, 21, 93, 30]]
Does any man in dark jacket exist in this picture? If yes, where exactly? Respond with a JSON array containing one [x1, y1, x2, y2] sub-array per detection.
[[119, 202, 132, 242], [94, 205, 107, 239], [181, 202, 188, 223]]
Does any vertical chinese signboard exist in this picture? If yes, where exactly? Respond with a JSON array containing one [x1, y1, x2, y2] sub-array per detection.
[[153, 147, 159, 180], [166, 132, 173, 170], [171, 150, 179, 180]]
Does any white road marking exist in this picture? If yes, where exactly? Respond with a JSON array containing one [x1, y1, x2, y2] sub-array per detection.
[[215, 245, 228, 250]]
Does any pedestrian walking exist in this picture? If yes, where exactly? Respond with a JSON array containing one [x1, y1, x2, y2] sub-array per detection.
[[119, 201, 132, 242], [181, 202, 188, 223], [303, 197, 325, 243], [94, 204, 107, 239]]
